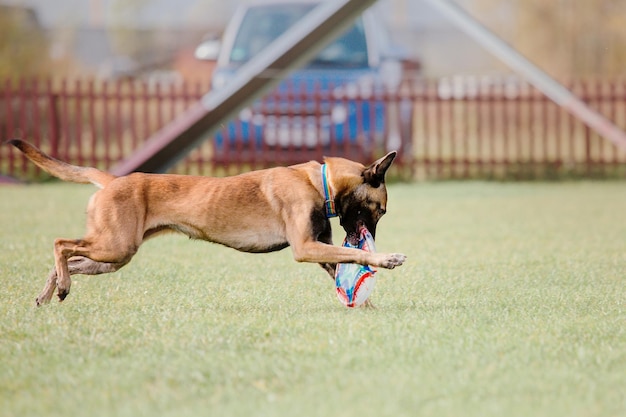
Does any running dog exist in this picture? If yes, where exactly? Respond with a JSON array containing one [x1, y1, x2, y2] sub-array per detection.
[[8, 140, 406, 306]]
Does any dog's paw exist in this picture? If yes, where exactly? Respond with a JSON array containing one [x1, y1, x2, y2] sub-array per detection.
[[35, 287, 56, 307], [57, 287, 70, 302], [381, 253, 406, 269], [56, 277, 71, 302], [35, 296, 51, 307]]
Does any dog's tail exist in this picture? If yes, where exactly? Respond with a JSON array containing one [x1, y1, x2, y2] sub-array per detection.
[[7, 139, 116, 188]]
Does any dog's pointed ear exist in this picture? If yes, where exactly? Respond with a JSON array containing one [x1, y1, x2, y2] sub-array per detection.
[[363, 151, 397, 187]]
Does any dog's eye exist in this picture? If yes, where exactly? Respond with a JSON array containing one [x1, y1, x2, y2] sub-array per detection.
[[379, 208, 386, 216]]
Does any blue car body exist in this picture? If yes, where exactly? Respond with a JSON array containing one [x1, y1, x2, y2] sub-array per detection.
[[199, 1, 410, 157]]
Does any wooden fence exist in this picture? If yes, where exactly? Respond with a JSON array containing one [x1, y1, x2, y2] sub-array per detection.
[[1, 76, 625, 181], [411, 76, 626, 179]]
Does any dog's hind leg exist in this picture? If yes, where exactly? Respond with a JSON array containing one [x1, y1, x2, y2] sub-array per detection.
[[49, 236, 137, 304], [36, 256, 128, 306], [36, 269, 59, 306]]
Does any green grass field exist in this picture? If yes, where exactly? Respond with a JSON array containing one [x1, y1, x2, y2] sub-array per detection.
[[1, 181, 624, 417]]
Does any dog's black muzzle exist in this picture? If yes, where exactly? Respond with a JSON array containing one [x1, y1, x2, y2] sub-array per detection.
[[339, 209, 379, 246]]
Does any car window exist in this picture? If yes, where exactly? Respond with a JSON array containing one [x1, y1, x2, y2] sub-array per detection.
[[230, 4, 368, 68], [309, 21, 368, 68]]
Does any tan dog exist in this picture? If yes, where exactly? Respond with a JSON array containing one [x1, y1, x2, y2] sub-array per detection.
[[8, 140, 406, 306]]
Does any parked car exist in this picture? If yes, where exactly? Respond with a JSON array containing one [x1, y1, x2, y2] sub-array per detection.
[[195, 0, 417, 161]]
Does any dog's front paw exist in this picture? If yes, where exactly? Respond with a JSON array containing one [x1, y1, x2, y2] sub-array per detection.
[[380, 253, 406, 269]]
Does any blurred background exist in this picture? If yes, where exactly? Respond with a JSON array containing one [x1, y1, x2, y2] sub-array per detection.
[[1, 0, 626, 181], [2, 0, 626, 80]]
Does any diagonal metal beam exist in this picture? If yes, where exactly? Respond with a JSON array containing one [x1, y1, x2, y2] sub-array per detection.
[[422, 0, 626, 151], [112, 0, 378, 175]]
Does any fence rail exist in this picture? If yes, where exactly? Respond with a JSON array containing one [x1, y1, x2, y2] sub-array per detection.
[[1, 76, 625, 181]]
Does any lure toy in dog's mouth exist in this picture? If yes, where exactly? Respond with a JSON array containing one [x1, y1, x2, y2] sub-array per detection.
[[334, 224, 377, 308]]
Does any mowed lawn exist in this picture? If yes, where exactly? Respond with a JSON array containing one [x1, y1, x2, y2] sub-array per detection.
[[0, 181, 624, 417]]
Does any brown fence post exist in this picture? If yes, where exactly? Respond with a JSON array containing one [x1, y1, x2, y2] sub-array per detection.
[[580, 80, 592, 174], [86, 78, 97, 168], [5, 79, 16, 176], [45, 79, 60, 160]]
